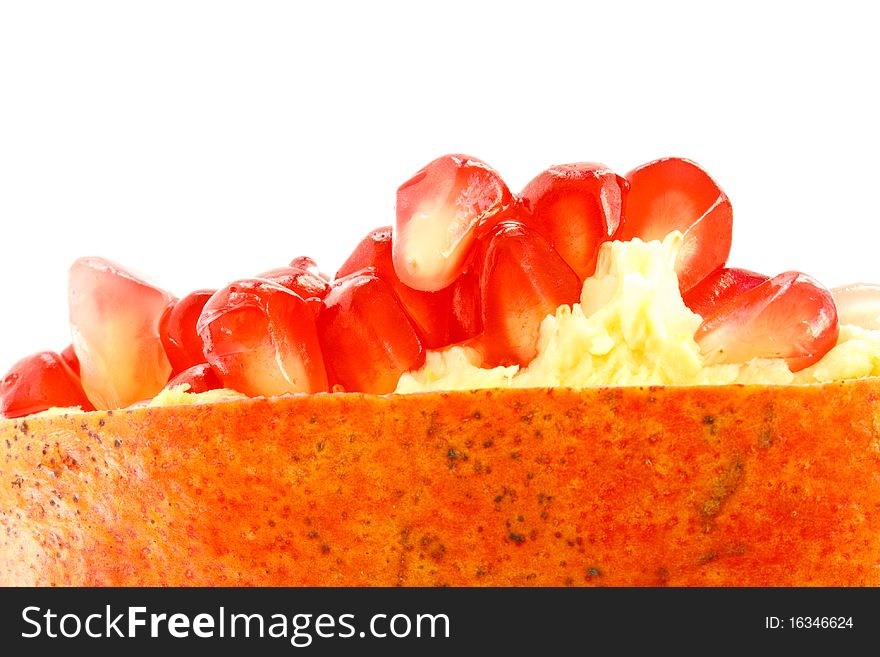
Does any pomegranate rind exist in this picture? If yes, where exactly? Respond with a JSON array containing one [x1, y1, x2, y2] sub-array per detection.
[[2, 380, 879, 586]]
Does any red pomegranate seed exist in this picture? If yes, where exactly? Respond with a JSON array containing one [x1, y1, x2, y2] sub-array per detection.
[[317, 272, 425, 394], [479, 221, 582, 366], [695, 271, 839, 372], [682, 267, 770, 319], [159, 289, 216, 376], [1, 351, 95, 418], [60, 343, 80, 375], [289, 255, 331, 281], [618, 157, 733, 292], [197, 279, 328, 396], [69, 256, 176, 409], [449, 261, 482, 343], [258, 266, 330, 300], [337, 226, 455, 347], [520, 162, 628, 279], [393, 154, 512, 291], [164, 363, 223, 394]]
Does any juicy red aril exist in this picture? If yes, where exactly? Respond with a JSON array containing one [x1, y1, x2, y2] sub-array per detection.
[[165, 363, 223, 394], [258, 266, 330, 300], [695, 271, 839, 372], [520, 162, 628, 279], [831, 283, 880, 330], [317, 272, 425, 394], [1, 351, 94, 418], [393, 153, 513, 292], [60, 343, 80, 375], [337, 226, 456, 348], [337, 226, 394, 277], [69, 256, 176, 410], [479, 221, 582, 367], [258, 266, 331, 322], [289, 256, 331, 281], [448, 262, 482, 343], [682, 267, 770, 319], [197, 279, 328, 396], [618, 157, 733, 292], [159, 289, 216, 376]]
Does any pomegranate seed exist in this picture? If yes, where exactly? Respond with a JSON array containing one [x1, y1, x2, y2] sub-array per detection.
[[165, 363, 223, 394], [520, 162, 628, 279], [479, 221, 582, 366], [159, 289, 216, 376], [682, 267, 770, 319], [257, 266, 330, 322], [69, 257, 176, 409], [393, 154, 512, 291], [197, 279, 328, 396], [449, 261, 482, 343], [258, 266, 330, 300], [1, 351, 95, 418], [60, 343, 80, 375], [337, 226, 455, 347], [317, 272, 425, 394], [289, 255, 331, 281], [618, 157, 733, 292], [831, 283, 880, 330], [695, 271, 839, 372]]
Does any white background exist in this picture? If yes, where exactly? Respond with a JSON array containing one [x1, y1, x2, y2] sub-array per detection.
[[1, 1, 878, 375]]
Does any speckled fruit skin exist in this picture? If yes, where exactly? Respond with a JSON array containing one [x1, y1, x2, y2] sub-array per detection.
[[2, 380, 880, 586]]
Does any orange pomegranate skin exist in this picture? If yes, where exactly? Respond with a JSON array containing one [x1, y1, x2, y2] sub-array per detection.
[[2, 380, 880, 586]]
